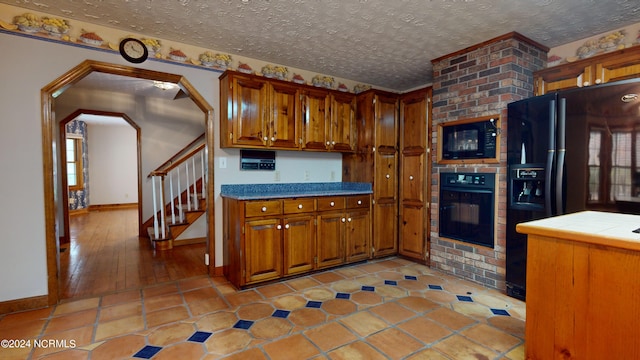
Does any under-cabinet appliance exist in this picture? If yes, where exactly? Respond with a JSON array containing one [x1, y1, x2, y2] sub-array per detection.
[[506, 78, 640, 301], [240, 149, 276, 170], [439, 172, 495, 248], [440, 119, 498, 160]]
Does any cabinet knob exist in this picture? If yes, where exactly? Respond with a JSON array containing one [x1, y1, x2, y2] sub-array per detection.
[[341, 217, 346, 223], [357, 200, 362, 205], [263, 136, 268, 141], [261, 206, 267, 212], [271, 136, 276, 141], [386, 174, 390, 179], [331, 141, 336, 145], [347, 217, 352, 222], [330, 201, 335, 207], [326, 141, 330, 145], [584, 81, 590, 86], [277, 224, 282, 230], [409, 175, 414, 181], [595, 78, 601, 84], [298, 204, 303, 209], [285, 224, 290, 229]]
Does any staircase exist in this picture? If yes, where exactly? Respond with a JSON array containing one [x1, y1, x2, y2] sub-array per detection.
[[143, 134, 207, 250]]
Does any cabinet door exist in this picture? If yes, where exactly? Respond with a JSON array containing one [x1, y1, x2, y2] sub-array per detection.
[[244, 218, 282, 284], [316, 212, 345, 268], [330, 93, 356, 152], [345, 209, 370, 262], [373, 200, 397, 256], [269, 82, 300, 149], [375, 154, 397, 199], [283, 215, 315, 276], [399, 89, 429, 262], [595, 61, 640, 85], [534, 64, 592, 95], [232, 75, 269, 147], [301, 88, 329, 151]]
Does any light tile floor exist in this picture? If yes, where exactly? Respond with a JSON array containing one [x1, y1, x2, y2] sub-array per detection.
[[0, 257, 526, 360]]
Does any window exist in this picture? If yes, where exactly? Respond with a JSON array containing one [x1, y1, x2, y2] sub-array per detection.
[[66, 137, 83, 190], [587, 129, 602, 202]]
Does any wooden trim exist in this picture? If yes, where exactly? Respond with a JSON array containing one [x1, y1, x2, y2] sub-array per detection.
[[69, 208, 89, 216], [431, 31, 549, 64], [0, 295, 49, 315], [40, 60, 216, 310], [173, 237, 206, 246], [88, 203, 138, 211]]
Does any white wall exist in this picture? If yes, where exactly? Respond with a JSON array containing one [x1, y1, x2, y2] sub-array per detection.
[[0, 32, 342, 303], [87, 123, 138, 205]]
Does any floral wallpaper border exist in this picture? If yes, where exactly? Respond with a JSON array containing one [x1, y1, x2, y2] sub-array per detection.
[[0, 4, 373, 93]]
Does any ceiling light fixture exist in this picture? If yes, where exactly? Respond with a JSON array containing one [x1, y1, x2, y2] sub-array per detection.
[[153, 81, 177, 90]]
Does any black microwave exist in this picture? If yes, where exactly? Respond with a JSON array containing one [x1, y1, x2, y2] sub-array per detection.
[[441, 119, 498, 160]]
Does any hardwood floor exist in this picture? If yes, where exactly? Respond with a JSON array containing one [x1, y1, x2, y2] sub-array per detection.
[[60, 208, 207, 299]]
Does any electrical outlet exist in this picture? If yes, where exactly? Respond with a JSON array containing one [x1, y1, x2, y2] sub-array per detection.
[[330, 171, 335, 181], [274, 170, 281, 181], [304, 170, 310, 181], [219, 157, 227, 169]]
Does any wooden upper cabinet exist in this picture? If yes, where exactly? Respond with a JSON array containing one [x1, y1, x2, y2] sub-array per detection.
[[300, 87, 330, 151], [329, 93, 356, 152], [227, 74, 269, 147], [375, 93, 399, 152], [534, 46, 640, 95], [269, 82, 300, 149]]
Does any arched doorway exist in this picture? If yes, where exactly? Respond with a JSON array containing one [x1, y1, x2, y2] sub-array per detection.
[[42, 60, 216, 305]]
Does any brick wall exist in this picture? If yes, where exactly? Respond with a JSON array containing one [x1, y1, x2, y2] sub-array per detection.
[[430, 33, 547, 290]]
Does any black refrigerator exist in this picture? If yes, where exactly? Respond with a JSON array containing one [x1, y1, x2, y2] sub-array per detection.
[[506, 78, 640, 301]]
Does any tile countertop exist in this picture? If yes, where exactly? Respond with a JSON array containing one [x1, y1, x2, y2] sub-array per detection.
[[220, 182, 372, 200], [516, 211, 640, 252]]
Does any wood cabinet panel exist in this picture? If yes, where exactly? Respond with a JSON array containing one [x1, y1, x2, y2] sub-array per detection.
[[534, 46, 640, 95], [301, 88, 330, 151], [346, 209, 370, 262], [401, 153, 425, 203], [330, 93, 356, 152], [283, 215, 315, 275], [316, 212, 345, 268], [232, 75, 269, 147], [283, 198, 315, 214], [245, 200, 282, 217], [269, 82, 300, 149], [245, 218, 283, 283], [373, 200, 397, 256], [375, 154, 397, 200], [317, 196, 345, 211], [399, 205, 425, 259]]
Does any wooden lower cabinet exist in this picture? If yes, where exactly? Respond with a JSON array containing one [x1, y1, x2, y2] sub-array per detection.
[[224, 194, 371, 288], [245, 218, 283, 283]]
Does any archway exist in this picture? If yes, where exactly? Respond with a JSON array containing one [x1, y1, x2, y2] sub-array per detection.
[[42, 60, 215, 305]]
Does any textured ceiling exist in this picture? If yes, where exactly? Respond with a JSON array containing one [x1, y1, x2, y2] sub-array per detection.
[[4, 0, 640, 91]]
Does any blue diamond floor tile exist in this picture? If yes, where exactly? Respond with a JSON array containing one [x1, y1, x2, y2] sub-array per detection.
[[188, 331, 212, 343], [384, 280, 397, 286], [491, 308, 511, 316], [362, 286, 375, 292], [428, 284, 443, 290], [133, 345, 162, 359], [272, 309, 291, 318], [306, 300, 322, 308], [336, 292, 350, 299], [456, 295, 473, 302], [404, 275, 418, 280], [233, 320, 254, 329]]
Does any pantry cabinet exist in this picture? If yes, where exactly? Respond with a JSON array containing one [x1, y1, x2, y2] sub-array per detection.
[[534, 45, 640, 95], [344, 89, 400, 258], [398, 87, 431, 263], [223, 193, 371, 288]]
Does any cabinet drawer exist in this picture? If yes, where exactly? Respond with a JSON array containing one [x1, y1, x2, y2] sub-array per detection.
[[245, 200, 282, 217], [283, 198, 316, 214], [346, 195, 370, 209], [317, 196, 345, 211]]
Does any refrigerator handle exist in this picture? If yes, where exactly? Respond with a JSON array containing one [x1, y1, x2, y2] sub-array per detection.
[[555, 98, 567, 215], [545, 99, 556, 217]]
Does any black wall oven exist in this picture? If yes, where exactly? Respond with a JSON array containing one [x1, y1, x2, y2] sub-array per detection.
[[439, 172, 495, 248]]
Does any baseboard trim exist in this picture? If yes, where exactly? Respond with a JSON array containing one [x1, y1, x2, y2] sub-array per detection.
[[173, 237, 206, 246], [0, 295, 49, 315], [89, 203, 138, 211]]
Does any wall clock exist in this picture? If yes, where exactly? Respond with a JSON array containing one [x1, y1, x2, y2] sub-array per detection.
[[119, 38, 148, 64]]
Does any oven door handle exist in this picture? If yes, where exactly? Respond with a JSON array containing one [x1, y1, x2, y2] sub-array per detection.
[[440, 187, 493, 195]]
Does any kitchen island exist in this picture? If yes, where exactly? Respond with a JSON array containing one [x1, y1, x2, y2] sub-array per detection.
[[516, 211, 640, 360], [221, 183, 373, 288]]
